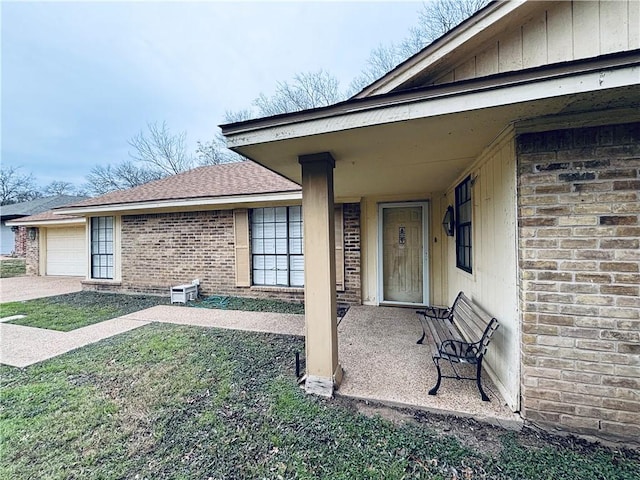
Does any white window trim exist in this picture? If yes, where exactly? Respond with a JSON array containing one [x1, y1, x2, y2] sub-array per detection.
[[87, 215, 121, 282]]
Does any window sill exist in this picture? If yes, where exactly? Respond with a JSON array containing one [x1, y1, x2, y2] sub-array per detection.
[[82, 279, 122, 286], [250, 286, 304, 294]]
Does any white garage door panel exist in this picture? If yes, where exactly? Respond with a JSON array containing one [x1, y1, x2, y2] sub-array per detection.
[[47, 227, 86, 276]]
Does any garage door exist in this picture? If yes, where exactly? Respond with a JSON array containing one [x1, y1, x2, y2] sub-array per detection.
[[46, 227, 86, 276]]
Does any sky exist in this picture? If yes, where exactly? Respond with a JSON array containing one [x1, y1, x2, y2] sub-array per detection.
[[1, 1, 423, 189]]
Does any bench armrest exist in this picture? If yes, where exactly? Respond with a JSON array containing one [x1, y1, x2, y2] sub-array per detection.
[[416, 306, 452, 321], [439, 339, 478, 361]]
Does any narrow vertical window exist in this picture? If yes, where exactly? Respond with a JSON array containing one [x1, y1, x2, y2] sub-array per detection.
[[251, 206, 303, 287], [455, 176, 472, 273], [91, 216, 114, 279]]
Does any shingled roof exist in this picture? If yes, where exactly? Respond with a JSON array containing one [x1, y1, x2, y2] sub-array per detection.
[[6, 210, 82, 225], [61, 161, 301, 210], [1, 195, 88, 219]]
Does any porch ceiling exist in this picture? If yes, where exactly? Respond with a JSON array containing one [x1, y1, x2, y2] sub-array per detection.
[[233, 86, 638, 199]]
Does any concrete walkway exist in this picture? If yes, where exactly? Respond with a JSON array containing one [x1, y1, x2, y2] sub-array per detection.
[[0, 305, 304, 368], [120, 305, 305, 336], [0, 317, 151, 368], [0, 276, 83, 303]]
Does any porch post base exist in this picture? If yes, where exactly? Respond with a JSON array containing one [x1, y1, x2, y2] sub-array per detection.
[[305, 375, 334, 397], [305, 365, 343, 397]]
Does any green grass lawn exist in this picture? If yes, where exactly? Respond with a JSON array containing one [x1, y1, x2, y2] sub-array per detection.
[[0, 291, 169, 331], [1, 324, 637, 480], [0, 258, 26, 278]]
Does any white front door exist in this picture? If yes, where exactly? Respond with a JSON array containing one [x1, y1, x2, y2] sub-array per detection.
[[379, 202, 429, 305]]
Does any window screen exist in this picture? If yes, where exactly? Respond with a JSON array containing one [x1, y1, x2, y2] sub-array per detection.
[[251, 206, 303, 287]]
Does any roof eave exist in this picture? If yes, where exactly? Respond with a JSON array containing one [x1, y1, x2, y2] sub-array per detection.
[[222, 51, 640, 147], [55, 190, 303, 216], [6, 217, 85, 227]]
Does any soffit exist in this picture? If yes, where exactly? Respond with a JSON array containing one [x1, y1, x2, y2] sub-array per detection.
[[233, 86, 639, 199]]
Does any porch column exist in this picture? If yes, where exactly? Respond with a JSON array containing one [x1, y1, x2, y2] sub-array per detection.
[[298, 152, 342, 397]]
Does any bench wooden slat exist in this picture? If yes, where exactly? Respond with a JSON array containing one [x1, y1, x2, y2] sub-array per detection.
[[416, 291, 500, 402]]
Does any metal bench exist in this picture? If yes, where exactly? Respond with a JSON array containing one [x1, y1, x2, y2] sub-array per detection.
[[416, 292, 499, 402]]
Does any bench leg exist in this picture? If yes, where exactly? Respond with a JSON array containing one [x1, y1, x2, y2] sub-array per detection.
[[476, 357, 490, 402], [428, 356, 442, 395], [416, 330, 426, 345]]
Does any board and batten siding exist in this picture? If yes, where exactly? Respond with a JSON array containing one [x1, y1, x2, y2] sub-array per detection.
[[433, 0, 640, 85], [445, 130, 520, 412]]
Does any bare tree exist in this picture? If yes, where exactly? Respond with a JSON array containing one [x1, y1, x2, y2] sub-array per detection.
[[254, 70, 343, 116], [418, 0, 490, 43], [227, 70, 345, 121], [349, 43, 406, 94], [84, 0, 490, 195], [349, 0, 490, 94], [0, 166, 41, 205], [86, 161, 164, 195], [86, 121, 245, 194], [224, 109, 254, 124], [196, 131, 245, 166], [43, 180, 77, 196], [128, 121, 194, 175]]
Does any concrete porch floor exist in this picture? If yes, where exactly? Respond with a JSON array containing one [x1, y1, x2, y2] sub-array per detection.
[[337, 305, 522, 430]]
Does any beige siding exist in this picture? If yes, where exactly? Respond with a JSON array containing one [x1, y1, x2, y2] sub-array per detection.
[[429, 194, 449, 307], [547, 1, 574, 63], [435, 0, 637, 86], [445, 131, 520, 411], [475, 42, 499, 78], [498, 27, 523, 73], [522, 10, 547, 68], [631, 0, 640, 48]]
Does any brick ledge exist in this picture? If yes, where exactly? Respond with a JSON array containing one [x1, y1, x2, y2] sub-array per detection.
[[81, 279, 123, 287], [250, 286, 304, 294]]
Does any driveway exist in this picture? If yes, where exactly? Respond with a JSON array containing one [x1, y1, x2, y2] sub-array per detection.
[[0, 276, 83, 303]]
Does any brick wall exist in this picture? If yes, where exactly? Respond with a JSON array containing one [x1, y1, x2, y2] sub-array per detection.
[[14, 226, 27, 257], [338, 203, 362, 305], [117, 210, 246, 298], [88, 205, 362, 306], [25, 228, 39, 275], [517, 122, 639, 444]]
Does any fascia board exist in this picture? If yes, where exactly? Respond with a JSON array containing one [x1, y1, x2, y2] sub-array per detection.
[[226, 62, 640, 148], [6, 218, 85, 227], [55, 191, 303, 216]]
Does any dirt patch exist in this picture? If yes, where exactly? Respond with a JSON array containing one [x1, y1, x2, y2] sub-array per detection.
[[352, 399, 506, 457], [339, 396, 640, 460], [356, 403, 415, 426]]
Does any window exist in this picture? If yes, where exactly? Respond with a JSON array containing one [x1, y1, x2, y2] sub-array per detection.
[[91, 216, 114, 279], [455, 176, 472, 273], [251, 206, 303, 287]]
